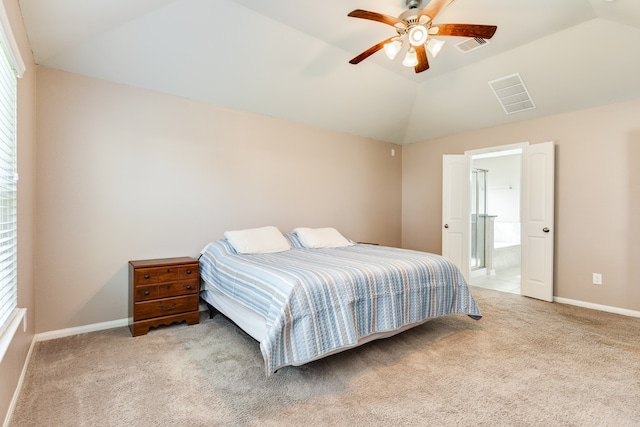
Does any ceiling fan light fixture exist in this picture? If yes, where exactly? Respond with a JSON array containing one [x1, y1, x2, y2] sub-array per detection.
[[426, 38, 445, 57], [346, 1, 497, 74], [384, 39, 403, 60], [408, 25, 428, 46], [402, 47, 418, 67]]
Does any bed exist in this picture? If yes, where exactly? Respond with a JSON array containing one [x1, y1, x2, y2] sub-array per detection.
[[199, 226, 482, 375]]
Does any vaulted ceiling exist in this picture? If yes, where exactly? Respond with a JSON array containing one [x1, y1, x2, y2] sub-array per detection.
[[17, 0, 640, 144]]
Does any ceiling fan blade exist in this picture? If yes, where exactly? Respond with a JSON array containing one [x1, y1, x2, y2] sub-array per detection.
[[347, 9, 406, 28], [414, 44, 429, 73], [418, 0, 456, 23], [430, 24, 497, 39], [349, 37, 396, 65]]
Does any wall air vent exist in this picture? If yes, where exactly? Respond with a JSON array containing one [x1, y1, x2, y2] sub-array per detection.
[[488, 73, 536, 115], [455, 37, 490, 53]]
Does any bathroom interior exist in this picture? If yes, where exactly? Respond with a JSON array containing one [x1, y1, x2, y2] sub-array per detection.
[[469, 150, 522, 294]]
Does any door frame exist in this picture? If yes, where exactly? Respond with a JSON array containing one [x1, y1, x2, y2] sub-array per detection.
[[442, 142, 554, 301], [463, 142, 528, 286], [466, 142, 529, 161]]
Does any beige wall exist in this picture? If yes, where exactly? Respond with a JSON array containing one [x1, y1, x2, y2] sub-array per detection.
[[0, 0, 36, 423], [2, 1, 636, 420], [3, 3, 637, 417], [402, 99, 640, 312], [34, 67, 402, 333]]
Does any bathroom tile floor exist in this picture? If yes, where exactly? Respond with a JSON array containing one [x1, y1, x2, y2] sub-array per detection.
[[470, 267, 521, 294]]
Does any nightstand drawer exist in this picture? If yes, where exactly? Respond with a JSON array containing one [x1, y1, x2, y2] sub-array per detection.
[[135, 284, 159, 301], [134, 268, 160, 285], [157, 279, 199, 298], [179, 265, 199, 280], [157, 266, 180, 283], [134, 295, 199, 321], [134, 266, 184, 285]]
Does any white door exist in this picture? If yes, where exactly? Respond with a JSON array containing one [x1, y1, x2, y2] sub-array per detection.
[[442, 155, 471, 282], [520, 141, 555, 301]]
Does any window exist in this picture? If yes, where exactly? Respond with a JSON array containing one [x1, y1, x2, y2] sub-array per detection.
[[0, 33, 17, 336], [0, 2, 25, 362]]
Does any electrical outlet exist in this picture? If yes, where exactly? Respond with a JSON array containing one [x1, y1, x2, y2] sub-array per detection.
[[593, 273, 602, 285]]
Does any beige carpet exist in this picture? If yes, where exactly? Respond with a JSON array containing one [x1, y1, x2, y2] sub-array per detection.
[[9, 287, 640, 427]]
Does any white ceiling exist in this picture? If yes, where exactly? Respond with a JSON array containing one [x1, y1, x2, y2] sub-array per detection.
[[17, 0, 640, 144]]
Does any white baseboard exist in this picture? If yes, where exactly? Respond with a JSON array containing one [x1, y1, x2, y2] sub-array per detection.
[[34, 306, 209, 342], [3, 336, 36, 427], [34, 318, 129, 342], [554, 296, 640, 318]]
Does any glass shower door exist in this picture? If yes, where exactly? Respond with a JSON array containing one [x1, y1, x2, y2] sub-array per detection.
[[471, 169, 488, 271]]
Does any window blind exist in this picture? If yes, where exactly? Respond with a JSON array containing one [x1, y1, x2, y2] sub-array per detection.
[[0, 36, 17, 335]]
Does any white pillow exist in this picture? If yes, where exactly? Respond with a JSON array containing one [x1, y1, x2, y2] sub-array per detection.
[[224, 226, 291, 254], [294, 227, 354, 249]]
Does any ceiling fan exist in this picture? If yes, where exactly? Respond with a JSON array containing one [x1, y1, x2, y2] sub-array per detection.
[[347, 0, 497, 73]]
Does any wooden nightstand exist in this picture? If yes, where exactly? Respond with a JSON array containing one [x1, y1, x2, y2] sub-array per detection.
[[129, 257, 200, 337]]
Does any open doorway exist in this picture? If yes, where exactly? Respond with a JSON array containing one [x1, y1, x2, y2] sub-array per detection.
[[443, 141, 554, 301], [469, 148, 522, 294]]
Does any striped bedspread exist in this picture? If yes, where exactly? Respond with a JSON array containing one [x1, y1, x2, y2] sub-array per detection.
[[200, 236, 481, 375]]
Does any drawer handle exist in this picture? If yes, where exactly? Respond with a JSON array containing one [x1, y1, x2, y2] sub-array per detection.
[[186, 269, 192, 275], [186, 285, 192, 290], [167, 268, 171, 273], [144, 274, 150, 279], [144, 290, 150, 296], [160, 303, 177, 311]]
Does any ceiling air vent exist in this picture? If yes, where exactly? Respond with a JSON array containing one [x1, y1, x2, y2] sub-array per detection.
[[455, 37, 490, 53], [488, 73, 536, 115]]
